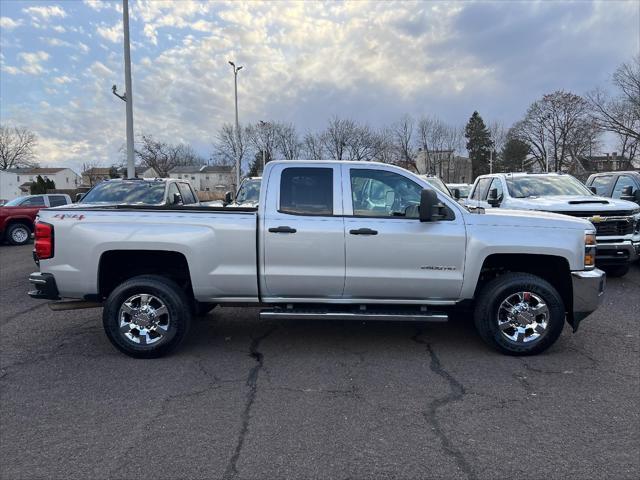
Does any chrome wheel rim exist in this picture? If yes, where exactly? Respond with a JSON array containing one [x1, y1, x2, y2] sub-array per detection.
[[118, 293, 171, 345], [497, 291, 549, 344], [12, 227, 29, 243]]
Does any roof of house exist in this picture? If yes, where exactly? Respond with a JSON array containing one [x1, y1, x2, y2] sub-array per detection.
[[169, 165, 233, 174], [83, 167, 112, 175], [5, 167, 70, 174]]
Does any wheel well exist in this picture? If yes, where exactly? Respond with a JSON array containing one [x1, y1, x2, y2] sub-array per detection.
[[6, 218, 33, 231], [98, 250, 193, 300], [475, 254, 572, 312]]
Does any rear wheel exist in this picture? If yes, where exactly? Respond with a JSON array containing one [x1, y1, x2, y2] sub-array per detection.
[[103, 275, 192, 358], [601, 264, 629, 278], [474, 273, 565, 356], [6, 223, 31, 245]]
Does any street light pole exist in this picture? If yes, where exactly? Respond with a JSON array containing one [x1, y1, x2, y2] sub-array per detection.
[[122, 0, 135, 179], [229, 61, 243, 192]]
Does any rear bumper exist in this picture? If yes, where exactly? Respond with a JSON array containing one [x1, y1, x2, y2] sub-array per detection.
[[570, 269, 606, 329], [595, 240, 640, 265], [28, 272, 60, 300]]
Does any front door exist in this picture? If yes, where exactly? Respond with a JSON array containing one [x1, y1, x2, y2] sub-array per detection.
[[343, 165, 466, 301], [262, 164, 345, 299]]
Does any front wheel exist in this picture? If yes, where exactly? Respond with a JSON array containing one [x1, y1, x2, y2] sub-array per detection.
[[103, 275, 192, 358], [474, 273, 565, 356], [6, 223, 31, 245]]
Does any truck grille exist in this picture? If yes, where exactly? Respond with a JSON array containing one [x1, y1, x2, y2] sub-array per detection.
[[592, 218, 634, 236]]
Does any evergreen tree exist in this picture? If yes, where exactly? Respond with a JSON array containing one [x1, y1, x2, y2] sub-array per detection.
[[247, 150, 271, 177], [464, 111, 493, 178], [499, 136, 531, 172], [30, 175, 47, 194]]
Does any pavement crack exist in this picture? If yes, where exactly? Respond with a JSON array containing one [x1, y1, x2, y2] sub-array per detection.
[[223, 326, 277, 480], [412, 330, 476, 480]]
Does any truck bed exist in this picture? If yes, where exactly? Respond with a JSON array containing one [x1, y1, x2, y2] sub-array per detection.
[[37, 206, 260, 302]]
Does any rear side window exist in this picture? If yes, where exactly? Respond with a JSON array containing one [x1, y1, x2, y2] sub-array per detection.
[[177, 183, 196, 204], [612, 175, 636, 199], [589, 176, 612, 196], [48, 195, 68, 207], [21, 196, 46, 206], [280, 168, 333, 215]]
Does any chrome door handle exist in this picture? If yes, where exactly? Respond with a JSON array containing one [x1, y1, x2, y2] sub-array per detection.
[[268, 226, 297, 233], [349, 228, 378, 235]]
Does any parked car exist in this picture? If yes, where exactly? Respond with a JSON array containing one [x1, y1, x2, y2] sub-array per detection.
[[447, 183, 471, 200], [224, 177, 262, 207], [77, 178, 199, 206], [29, 160, 604, 359], [0, 194, 72, 245], [465, 172, 640, 276], [585, 171, 640, 205]]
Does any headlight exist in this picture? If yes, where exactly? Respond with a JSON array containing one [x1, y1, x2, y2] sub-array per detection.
[[584, 231, 596, 269]]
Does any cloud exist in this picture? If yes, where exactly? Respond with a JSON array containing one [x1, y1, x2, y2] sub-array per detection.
[[0, 17, 23, 30], [53, 75, 74, 85], [22, 5, 67, 20], [4, 51, 51, 75], [97, 22, 123, 43]]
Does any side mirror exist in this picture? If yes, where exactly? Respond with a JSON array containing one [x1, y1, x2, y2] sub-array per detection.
[[171, 193, 183, 205], [224, 191, 233, 205], [75, 193, 85, 202], [487, 188, 501, 207], [419, 189, 440, 222], [452, 188, 461, 200], [589, 186, 597, 194]]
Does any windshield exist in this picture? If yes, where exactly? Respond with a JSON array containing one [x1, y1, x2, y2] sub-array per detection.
[[4, 196, 27, 206], [236, 179, 261, 203], [507, 175, 593, 198], [448, 184, 470, 198], [423, 177, 452, 196], [80, 182, 166, 204]]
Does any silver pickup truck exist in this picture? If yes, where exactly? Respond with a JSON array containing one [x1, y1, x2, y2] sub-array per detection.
[[28, 161, 605, 358]]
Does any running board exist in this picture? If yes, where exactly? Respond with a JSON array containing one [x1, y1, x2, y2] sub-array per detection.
[[259, 308, 448, 322]]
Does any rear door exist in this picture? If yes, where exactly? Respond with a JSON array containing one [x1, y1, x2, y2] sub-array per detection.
[[261, 164, 345, 299], [343, 165, 466, 300]]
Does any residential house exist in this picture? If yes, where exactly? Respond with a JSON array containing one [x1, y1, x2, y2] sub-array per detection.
[[168, 165, 234, 193], [0, 167, 80, 201], [81, 167, 113, 187]]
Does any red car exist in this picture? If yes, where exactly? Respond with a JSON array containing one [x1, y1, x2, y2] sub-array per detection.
[[0, 194, 71, 245]]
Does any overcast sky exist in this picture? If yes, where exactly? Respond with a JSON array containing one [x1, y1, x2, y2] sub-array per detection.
[[1, 0, 638, 173]]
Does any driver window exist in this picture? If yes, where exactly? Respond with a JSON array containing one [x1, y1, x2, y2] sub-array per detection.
[[167, 183, 181, 204], [350, 169, 422, 218]]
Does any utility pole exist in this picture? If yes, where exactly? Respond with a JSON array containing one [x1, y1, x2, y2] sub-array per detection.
[[229, 61, 243, 192], [113, 0, 135, 178], [489, 148, 493, 174], [259, 120, 268, 174]]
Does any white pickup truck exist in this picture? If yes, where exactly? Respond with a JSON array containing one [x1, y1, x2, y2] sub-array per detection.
[[28, 161, 605, 358], [463, 172, 640, 277]]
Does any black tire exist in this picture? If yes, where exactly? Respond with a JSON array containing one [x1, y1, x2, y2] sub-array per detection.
[[193, 301, 217, 317], [103, 275, 192, 358], [601, 264, 629, 278], [474, 272, 565, 356], [6, 223, 31, 246]]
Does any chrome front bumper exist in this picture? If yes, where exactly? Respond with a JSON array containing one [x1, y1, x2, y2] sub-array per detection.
[[570, 268, 606, 329], [596, 239, 640, 264]]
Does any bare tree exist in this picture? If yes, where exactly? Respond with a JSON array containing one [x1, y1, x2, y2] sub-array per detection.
[[512, 91, 596, 172], [588, 56, 640, 163], [346, 124, 382, 161], [136, 135, 203, 177], [213, 123, 248, 177], [391, 114, 415, 169], [0, 125, 38, 170], [273, 122, 300, 160], [302, 132, 325, 160], [247, 121, 278, 162], [321, 116, 357, 160]]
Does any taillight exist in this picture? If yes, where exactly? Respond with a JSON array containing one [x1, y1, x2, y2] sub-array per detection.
[[34, 222, 54, 260]]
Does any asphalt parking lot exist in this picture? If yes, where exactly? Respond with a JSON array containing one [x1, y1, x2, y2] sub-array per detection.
[[1, 244, 638, 480]]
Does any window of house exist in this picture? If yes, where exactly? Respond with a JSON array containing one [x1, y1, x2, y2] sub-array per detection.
[[279, 167, 333, 215]]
